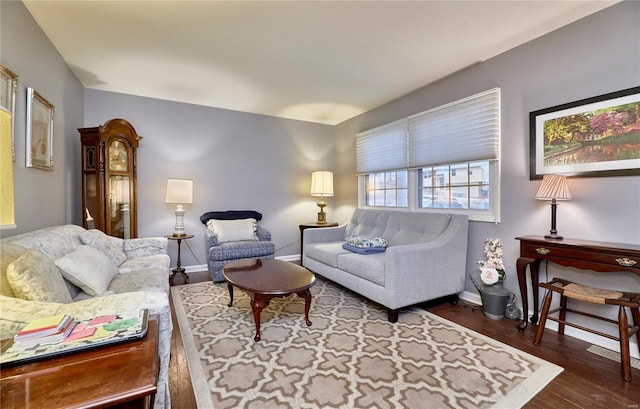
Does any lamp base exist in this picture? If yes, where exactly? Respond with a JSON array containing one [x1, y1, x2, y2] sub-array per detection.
[[316, 203, 327, 224], [544, 233, 563, 240], [173, 205, 186, 236]]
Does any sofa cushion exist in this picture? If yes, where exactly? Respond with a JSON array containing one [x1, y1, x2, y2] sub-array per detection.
[[337, 252, 386, 286], [305, 242, 351, 268], [6, 250, 72, 303], [80, 229, 127, 266], [0, 243, 27, 298], [383, 212, 452, 246], [118, 254, 171, 274], [54, 245, 119, 296], [344, 209, 390, 238], [109, 266, 169, 294], [206, 218, 258, 243]]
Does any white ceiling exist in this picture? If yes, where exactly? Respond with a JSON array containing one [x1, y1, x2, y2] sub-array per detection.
[[24, 1, 618, 125]]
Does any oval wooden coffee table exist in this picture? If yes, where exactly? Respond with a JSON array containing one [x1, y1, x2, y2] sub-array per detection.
[[222, 259, 316, 342]]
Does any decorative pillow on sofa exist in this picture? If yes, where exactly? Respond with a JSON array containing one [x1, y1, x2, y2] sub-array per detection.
[[80, 229, 127, 267], [206, 218, 258, 243], [6, 249, 73, 303], [344, 235, 388, 249], [54, 245, 119, 296]]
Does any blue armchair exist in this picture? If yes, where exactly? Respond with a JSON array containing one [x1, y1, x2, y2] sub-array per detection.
[[201, 211, 275, 282]]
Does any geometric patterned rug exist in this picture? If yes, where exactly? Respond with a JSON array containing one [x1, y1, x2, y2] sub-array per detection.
[[171, 277, 563, 409]]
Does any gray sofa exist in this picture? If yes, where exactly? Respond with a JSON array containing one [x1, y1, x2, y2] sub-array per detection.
[[0, 225, 172, 409], [302, 209, 469, 322]]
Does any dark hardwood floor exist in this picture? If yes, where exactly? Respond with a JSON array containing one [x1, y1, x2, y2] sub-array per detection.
[[169, 270, 640, 408]]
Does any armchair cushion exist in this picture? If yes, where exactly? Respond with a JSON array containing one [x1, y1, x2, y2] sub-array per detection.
[[206, 218, 258, 243], [7, 250, 73, 303]]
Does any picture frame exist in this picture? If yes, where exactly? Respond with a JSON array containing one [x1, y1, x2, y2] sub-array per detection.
[[26, 87, 55, 171], [529, 86, 640, 180], [0, 64, 18, 162]]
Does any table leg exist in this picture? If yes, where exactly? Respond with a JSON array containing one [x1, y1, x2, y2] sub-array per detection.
[[516, 257, 541, 333], [251, 293, 271, 342], [298, 289, 312, 326], [227, 283, 234, 307]]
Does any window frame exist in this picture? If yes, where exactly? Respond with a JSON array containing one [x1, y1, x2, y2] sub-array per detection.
[[359, 160, 500, 223]]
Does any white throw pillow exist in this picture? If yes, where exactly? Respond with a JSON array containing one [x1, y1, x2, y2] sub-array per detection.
[[80, 229, 127, 267], [54, 245, 119, 296], [206, 218, 258, 243]]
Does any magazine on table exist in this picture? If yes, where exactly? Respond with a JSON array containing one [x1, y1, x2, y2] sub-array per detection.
[[0, 309, 148, 367]]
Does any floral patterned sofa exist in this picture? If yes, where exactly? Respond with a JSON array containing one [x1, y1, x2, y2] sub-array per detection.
[[0, 225, 172, 409]]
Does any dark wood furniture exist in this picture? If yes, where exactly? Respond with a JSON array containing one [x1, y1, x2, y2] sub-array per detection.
[[1, 316, 159, 408], [515, 235, 640, 332], [223, 259, 316, 342], [166, 234, 193, 285], [299, 222, 339, 258], [534, 277, 640, 381], [79, 119, 142, 239]]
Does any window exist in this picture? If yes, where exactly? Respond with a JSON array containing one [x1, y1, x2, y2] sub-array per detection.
[[366, 170, 408, 207], [357, 89, 500, 222], [419, 162, 490, 210]]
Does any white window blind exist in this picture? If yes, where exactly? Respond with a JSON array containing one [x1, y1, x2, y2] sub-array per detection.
[[408, 88, 500, 168], [356, 88, 500, 173], [356, 119, 407, 174]]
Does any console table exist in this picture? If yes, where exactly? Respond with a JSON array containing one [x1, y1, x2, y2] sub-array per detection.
[[515, 236, 640, 332], [1, 316, 159, 408]]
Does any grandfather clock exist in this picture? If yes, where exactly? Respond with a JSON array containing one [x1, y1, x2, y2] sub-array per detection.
[[79, 119, 142, 239]]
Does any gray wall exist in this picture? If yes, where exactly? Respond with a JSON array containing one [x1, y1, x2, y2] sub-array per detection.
[[84, 90, 334, 267], [334, 2, 640, 351], [0, 0, 85, 236]]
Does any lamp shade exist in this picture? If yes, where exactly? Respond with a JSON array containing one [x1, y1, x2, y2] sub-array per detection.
[[310, 171, 334, 197], [535, 175, 571, 201], [165, 179, 193, 204]]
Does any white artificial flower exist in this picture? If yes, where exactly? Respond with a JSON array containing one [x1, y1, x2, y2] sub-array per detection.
[[480, 267, 500, 285]]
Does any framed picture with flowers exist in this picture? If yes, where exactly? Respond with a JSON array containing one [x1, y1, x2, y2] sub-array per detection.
[[529, 86, 640, 180], [26, 87, 55, 171]]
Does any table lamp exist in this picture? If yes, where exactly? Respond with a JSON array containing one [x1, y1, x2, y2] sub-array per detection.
[[310, 171, 333, 224], [165, 178, 193, 236], [535, 175, 571, 239]]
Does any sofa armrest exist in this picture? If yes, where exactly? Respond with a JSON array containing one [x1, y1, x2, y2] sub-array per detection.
[[384, 215, 469, 308], [0, 296, 62, 338], [256, 225, 271, 241], [302, 224, 347, 246], [123, 237, 168, 258]]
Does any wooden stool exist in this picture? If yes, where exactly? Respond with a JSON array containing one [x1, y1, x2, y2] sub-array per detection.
[[534, 278, 640, 381]]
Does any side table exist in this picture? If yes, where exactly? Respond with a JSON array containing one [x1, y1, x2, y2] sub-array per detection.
[[299, 222, 339, 258], [166, 234, 194, 285]]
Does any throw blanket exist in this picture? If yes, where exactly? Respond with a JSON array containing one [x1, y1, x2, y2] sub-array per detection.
[[342, 243, 386, 254], [200, 210, 262, 224]]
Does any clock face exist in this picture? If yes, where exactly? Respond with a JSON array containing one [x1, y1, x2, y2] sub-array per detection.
[[109, 140, 129, 171]]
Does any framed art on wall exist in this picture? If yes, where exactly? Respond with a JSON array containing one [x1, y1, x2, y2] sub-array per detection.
[[0, 64, 18, 162], [529, 86, 640, 179], [26, 87, 55, 171]]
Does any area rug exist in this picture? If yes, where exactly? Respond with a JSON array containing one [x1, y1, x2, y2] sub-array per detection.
[[171, 277, 562, 409]]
